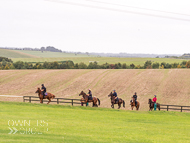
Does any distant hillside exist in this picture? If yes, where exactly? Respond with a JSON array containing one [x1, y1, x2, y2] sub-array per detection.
[[0, 48, 92, 58], [180, 53, 190, 59], [0, 48, 37, 58]]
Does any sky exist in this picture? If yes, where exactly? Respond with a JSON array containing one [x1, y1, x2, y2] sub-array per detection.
[[0, 0, 190, 54]]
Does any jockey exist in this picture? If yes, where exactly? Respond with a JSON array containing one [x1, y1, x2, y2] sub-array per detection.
[[133, 92, 137, 106], [88, 89, 92, 100], [113, 90, 118, 102], [152, 95, 157, 103], [41, 84, 46, 97], [152, 95, 157, 110]]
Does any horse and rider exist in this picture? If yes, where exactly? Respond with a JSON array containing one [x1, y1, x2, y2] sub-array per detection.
[[148, 95, 160, 111], [130, 92, 140, 110], [79, 89, 100, 107], [35, 84, 55, 104], [108, 90, 125, 109]]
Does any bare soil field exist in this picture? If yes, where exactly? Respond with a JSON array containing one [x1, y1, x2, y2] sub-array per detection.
[[0, 69, 190, 111]]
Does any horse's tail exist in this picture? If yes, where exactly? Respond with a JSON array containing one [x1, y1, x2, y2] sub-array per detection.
[[97, 98, 100, 105], [158, 103, 160, 111], [137, 102, 140, 110], [123, 100, 125, 108], [52, 94, 55, 99]]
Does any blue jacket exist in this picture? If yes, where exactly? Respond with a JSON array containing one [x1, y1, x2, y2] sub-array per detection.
[[113, 92, 117, 97]]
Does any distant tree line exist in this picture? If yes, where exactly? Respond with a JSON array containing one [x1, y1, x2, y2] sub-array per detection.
[[0, 46, 62, 53], [1, 57, 190, 70]]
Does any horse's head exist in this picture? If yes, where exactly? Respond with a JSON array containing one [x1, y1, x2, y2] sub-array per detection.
[[79, 91, 85, 96], [108, 92, 112, 97], [35, 88, 41, 94], [131, 97, 135, 101], [148, 99, 152, 104]]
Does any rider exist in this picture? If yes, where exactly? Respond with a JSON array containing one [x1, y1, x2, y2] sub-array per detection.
[[133, 92, 137, 106], [88, 89, 92, 100], [152, 95, 157, 110], [41, 84, 46, 98], [152, 95, 157, 103], [113, 90, 118, 102]]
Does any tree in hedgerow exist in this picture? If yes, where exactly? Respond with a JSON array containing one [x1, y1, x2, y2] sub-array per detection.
[[74, 63, 79, 69], [88, 61, 99, 69], [109, 64, 115, 69], [33, 62, 43, 69], [185, 61, 190, 68], [130, 63, 135, 69], [152, 62, 159, 69], [171, 62, 179, 68], [160, 62, 166, 68], [177, 64, 181, 68], [78, 62, 87, 69], [13, 61, 24, 69], [101, 62, 109, 69], [122, 63, 127, 69], [115, 63, 122, 69], [181, 61, 187, 66], [144, 60, 152, 69]]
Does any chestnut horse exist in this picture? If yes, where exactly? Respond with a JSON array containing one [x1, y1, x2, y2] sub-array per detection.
[[79, 91, 100, 107], [108, 92, 125, 109], [130, 97, 140, 110], [148, 99, 160, 111], [35, 88, 55, 104]]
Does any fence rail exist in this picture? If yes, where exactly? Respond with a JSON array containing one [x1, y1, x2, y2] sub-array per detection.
[[160, 104, 190, 112], [23, 96, 86, 106]]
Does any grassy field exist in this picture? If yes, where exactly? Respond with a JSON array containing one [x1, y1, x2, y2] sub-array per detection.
[[12, 57, 186, 65], [0, 101, 190, 143], [14, 50, 93, 58]]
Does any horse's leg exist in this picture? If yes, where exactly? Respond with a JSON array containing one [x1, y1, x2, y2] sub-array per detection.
[[118, 103, 120, 109], [47, 98, 51, 104], [158, 104, 160, 110]]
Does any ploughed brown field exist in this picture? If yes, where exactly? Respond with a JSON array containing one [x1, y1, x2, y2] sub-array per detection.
[[0, 69, 190, 111]]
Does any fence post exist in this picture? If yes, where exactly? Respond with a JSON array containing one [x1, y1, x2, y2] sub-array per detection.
[[29, 97, 31, 103], [23, 96, 25, 102], [167, 105, 169, 111], [72, 99, 73, 106], [181, 106, 183, 112], [57, 98, 59, 104], [42, 99, 43, 103]]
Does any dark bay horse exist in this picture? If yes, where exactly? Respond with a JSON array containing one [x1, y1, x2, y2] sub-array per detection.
[[148, 99, 160, 111], [108, 92, 125, 109], [79, 91, 100, 107], [130, 97, 140, 110], [35, 88, 55, 104]]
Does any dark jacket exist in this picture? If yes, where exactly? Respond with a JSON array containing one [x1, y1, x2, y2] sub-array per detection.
[[113, 92, 117, 97], [88, 91, 92, 97], [133, 94, 137, 100], [41, 86, 46, 93]]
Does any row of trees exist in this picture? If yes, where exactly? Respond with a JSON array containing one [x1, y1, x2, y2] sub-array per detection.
[[1, 57, 190, 70]]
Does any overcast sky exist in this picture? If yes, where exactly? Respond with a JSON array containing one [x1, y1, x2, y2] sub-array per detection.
[[0, 0, 190, 54]]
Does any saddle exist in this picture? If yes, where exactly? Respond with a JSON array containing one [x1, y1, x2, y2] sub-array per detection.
[[115, 98, 119, 103], [88, 96, 93, 101], [43, 92, 48, 98]]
